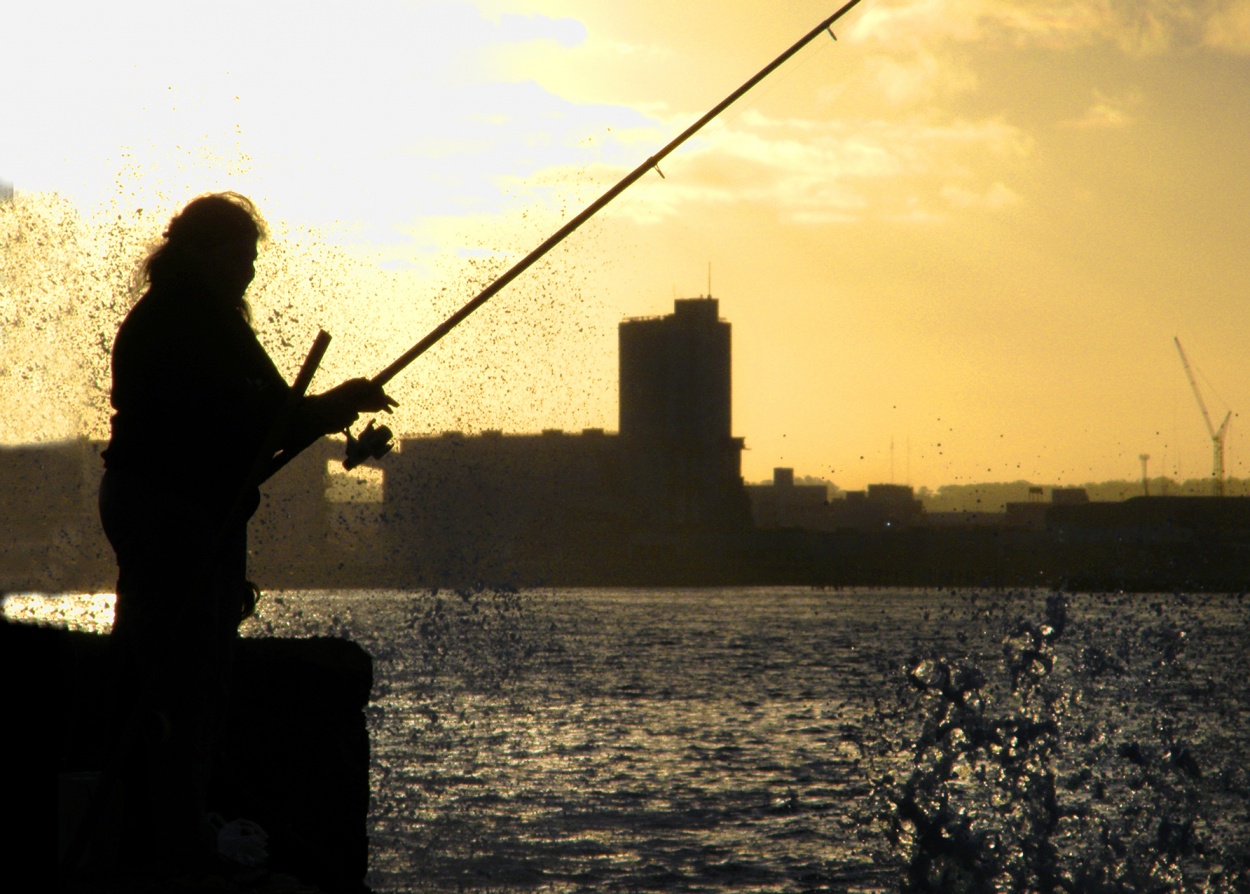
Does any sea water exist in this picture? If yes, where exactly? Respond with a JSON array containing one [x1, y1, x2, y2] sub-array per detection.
[[18, 587, 1250, 891]]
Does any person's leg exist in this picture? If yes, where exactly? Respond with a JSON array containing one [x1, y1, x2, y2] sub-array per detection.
[[102, 471, 232, 875]]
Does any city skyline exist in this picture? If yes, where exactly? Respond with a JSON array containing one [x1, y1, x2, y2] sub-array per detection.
[[3, 0, 1248, 491]]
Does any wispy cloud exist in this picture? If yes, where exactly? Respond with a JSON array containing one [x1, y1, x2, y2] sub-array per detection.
[[1059, 90, 1139, 129], [941, 180, 1022, 209], [857, 49, 980, 107], [847, 0, 1250, 56], [846, 0, 1109, 50], [571, 108, 1032, 226], [495, 13, 587, 47], [1204, 0, 1250, 53]]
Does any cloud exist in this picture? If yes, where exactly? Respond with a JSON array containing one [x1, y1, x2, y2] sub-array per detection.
[[941, 180, 1022, 209], [496, 13, 587, 48], [0, 0, 1032, 251], [847, 0, 1107, 49], [847, 0, 1250, 56], [580, 108, 1031, 226], [1205, 0, 1250, 52], [848, 0, 988, 46], [1059, 90, 1139, 129], [0, 0, 635, 238], [858, 49, 980, 107]]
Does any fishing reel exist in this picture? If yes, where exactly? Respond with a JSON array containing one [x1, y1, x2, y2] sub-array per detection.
[[343, 419, 394, 470]]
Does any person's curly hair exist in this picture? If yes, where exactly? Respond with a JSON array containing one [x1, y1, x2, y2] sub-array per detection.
[[140, 192, 268, 319]]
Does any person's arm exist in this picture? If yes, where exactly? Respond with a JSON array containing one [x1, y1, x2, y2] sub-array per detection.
[[226, 312, 397, 448], [289, 379, 397, 445]]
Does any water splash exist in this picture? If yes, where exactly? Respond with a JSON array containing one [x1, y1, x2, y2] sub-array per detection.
[[2, 179, 618, 452], [855, 590, 1250, 892]]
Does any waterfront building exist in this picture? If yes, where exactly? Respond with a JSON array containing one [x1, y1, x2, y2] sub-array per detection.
[[382, 428, 632, 585], [745, 468, 829, 529], [381, 297, 754, 584], [618, 298, 749, 530]]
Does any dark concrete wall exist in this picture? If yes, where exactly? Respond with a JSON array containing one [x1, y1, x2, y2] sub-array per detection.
[[38, 622, 373, 892]]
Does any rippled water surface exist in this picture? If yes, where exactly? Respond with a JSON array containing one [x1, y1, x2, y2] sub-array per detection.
[[239, 588, 1250, 893], [17, 587, 1248, 891]]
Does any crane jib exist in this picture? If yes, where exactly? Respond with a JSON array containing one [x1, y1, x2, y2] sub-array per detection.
[[1174, 336, 1232, 496]]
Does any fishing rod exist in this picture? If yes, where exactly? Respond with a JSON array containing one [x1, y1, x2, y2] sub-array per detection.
[[264, 0, 866, 480]]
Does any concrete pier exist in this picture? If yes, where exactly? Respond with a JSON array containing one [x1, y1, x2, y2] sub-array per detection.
[[10, 620, 375, 892]]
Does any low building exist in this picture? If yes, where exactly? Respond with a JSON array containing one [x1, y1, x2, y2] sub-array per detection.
[[746, 468, 829, 529], [382, 428, 635, 585], [1005, 486, 1090, 530], [829, 484, 926, 531]]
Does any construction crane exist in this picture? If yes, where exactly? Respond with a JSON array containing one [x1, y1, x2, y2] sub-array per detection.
[[1174, 337, 1231, 496]]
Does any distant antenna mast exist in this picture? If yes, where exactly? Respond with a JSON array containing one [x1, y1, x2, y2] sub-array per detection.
[[707, 262, 712, 298], [1174, 337, 1231, 496], [1139, 454, 1150, 497]]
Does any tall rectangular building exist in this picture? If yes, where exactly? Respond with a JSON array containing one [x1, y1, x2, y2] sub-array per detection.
[[619, 298, 732, 448], [618, 297, 747, 529]]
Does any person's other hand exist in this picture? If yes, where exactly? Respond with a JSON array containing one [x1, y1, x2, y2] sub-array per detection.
[[332, 378, 398, 414], [313, 379, 398, 434]]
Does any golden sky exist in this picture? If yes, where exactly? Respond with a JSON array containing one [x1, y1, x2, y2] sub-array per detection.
[[3, 0, 1248, 490]]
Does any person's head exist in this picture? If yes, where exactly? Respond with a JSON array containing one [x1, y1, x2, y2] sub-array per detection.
[[142, 192, 267, 317]]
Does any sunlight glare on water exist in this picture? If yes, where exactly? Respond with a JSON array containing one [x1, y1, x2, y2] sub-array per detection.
[[2, 592, 115, 634]]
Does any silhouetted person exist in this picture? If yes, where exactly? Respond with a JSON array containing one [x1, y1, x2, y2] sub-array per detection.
[[97, 192, 394, 878]]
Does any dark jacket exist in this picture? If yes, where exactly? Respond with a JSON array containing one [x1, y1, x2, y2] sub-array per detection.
[[102, 288, 290, 505]]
